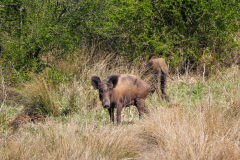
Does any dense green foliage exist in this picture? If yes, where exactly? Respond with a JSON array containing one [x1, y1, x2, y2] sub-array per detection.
[[0, 0, 239, 84]]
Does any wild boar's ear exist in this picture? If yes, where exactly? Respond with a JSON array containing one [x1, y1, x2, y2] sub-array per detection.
[[108, 75, 119, 88], [91, 76, 101, 90]]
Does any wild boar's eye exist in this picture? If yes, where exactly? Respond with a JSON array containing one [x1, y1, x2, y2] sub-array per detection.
[[108, 88, 112, 91], [99, 88, 103, 93]]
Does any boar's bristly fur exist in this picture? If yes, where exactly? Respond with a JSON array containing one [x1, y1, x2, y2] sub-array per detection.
[[91, 74, 150, 125]]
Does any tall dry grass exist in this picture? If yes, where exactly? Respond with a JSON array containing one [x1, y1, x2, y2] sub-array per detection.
[[1, 51, 240, 159], [138, 102, 240, 159]]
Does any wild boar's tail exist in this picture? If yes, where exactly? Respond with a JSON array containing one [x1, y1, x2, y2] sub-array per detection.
[[162, 70, 175, 81]]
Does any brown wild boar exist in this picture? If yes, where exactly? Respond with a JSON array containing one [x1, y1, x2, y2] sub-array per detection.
[[142, 55, 174, 102], [91, 74, 150, 125]]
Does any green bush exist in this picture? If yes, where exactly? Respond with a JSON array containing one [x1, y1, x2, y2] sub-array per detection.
[[0, 0, 239, 84]]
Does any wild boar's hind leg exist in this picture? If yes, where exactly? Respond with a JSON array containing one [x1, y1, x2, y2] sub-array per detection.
[[160, 70, 170, 102], [154, 72, 162, 100], [149, 71, 158, 97], [108, 107, 114, 124], [135, 98, 149, 119]]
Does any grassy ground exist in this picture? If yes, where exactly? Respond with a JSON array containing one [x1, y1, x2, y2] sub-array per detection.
[[0, 53, 240, 159]]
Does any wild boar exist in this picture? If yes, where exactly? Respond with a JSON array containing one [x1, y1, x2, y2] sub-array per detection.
[[91, 74, 150, 125], [142, 55, 174, 102]]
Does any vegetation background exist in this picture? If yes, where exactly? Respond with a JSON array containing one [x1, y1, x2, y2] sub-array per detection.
[[0, 0, 240, 159]]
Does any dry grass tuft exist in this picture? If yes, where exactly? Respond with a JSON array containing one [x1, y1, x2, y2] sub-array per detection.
[[9, 114, 31, 130], [22, 77, 60, 116], [0, 118, 148, 160], [137, 106, 240, 159], [2, 104, 240, 159], [0, 115, 12, 122], [0, 115, 12, 128], [167, 103, 184, 108], [31, 115, 47, 124], [225, 93, 240, 118]]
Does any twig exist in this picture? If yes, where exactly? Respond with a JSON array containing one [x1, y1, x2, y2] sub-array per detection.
[[185, 59, 189, 81], [0, 66, 7, 113], [176, 68, 180, 81], [202, 64, 205, 83]]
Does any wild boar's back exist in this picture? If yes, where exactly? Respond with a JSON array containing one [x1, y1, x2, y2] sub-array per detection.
[[151, 58, 169, 72], [106, 74, 150, 99]]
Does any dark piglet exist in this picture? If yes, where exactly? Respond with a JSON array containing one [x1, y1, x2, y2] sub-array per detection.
[[91, 74, 150, 125]]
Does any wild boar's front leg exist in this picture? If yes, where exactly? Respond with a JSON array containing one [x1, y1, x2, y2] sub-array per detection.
[[116, 102, 123, 125], [108, 107, 114, 124]]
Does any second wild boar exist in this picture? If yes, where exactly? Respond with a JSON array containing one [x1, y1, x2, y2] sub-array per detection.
[[142, 55, 174, 102]]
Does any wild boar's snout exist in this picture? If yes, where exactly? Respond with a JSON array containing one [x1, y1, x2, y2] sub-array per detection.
[[102, 100, 110, 109], [101, 92, 111, 109]]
